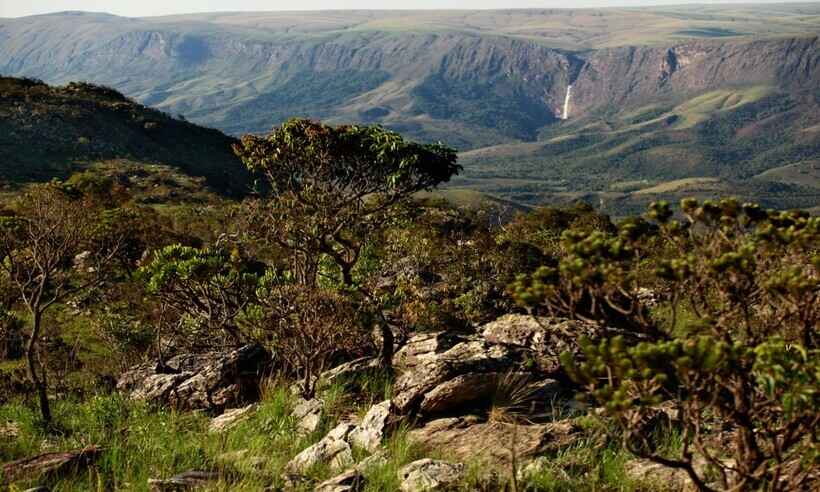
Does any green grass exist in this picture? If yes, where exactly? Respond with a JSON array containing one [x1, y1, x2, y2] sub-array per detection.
[[0, 383, 672, 491], [671, 86, 774, 129]]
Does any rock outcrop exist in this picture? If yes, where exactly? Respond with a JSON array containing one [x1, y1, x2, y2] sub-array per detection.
[[1, 446, 101, 484], [147, 470, 219, 491], [480, 314, 598, 376], [392, 334, 531, 416], [408, 417, 579, 471], [287, 423, 356, 474], [208, 404, 257, 433], [292, 397, 325, 434], [398, 459, 465, 492], [348, 400, 400, 453], [117, 344, 269, 411]]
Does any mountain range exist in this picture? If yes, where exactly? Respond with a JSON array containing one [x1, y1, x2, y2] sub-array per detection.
[[1, 4, 819, 212]]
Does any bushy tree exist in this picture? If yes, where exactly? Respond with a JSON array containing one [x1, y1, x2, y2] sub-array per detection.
[[138, 244, 262, 350], [234, 119, 459, 366], [252, 274, 369, 397], [0, 184, 129, 422], [511, 199, 819, 491]]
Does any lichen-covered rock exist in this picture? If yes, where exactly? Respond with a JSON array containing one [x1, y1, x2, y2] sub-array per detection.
[[348, 400, 399, 452], [287, 423, 355, 474], [393, 331, 466, 370], [418, 373, 501, 414], [391, 338, 528, 416], [624, 459, 693, 491], [117, 344, 269, 411], [314, 468, 364, 492], [209, 404, 257, 433], [480, 314, 599, 375], [398, 459, 464, 492], [318, 357, 381, 391], [292, 397, 324, 434], [408, 417, 579, 471]]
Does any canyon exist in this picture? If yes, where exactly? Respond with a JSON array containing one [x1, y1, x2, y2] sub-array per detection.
[[1, 5, 819, 211]]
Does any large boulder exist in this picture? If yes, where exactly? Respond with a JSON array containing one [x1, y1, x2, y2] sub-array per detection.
[[391, 337, 531, 416], [480, 314, 599, 375], [398, 459, 464, 492], [408, 417, 579, 471], [117, 344, 269, 411], [392, 331, 466, 371]]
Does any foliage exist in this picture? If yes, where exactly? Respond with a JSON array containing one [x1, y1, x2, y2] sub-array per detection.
[[252, 281, 370, 398], [0, 183, 130, 422], [138, 244, 262, 348], [234, 118, 459, 285], [235, 119, 459, 368], [511, 198, 819, 491]]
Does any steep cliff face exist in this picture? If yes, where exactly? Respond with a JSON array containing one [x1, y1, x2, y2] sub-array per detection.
[[570, 36, 820, 116]]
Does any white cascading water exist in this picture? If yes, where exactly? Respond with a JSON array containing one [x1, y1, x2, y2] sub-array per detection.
[[562, 84, 573, 120]]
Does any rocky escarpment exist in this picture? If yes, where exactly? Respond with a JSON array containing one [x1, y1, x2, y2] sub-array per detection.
[[2, 12, 818, 148], [570, 35, 820, 116]]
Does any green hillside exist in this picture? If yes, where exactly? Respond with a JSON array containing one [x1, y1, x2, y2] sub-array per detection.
[[457, 86, 820, 214], [0, 77, 248, 195]]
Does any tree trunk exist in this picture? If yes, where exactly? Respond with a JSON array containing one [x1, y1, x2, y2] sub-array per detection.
[[379, 321, 393, 370], [26, 309, 51, 423]]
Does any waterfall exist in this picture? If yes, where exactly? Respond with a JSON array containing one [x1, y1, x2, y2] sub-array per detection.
[[562, 84, 572, 120]]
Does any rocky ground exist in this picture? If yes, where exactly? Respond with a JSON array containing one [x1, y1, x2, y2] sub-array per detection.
[[0, 313, 693, 491]]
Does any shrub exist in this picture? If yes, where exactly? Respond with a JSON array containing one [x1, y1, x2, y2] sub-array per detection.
[[253, 281, 370, 398], [511, 199, 819, 491]]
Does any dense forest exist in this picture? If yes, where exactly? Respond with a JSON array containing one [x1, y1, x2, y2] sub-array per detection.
[[0, 108, 817, 491]]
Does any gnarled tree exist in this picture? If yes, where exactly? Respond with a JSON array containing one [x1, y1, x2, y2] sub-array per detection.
[[138, 244, 262, 351], [234, 119, 459, 366], [0, 184, 127, 423]]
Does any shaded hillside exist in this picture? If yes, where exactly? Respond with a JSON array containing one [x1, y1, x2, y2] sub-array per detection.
[[0, 77, 248, 194]]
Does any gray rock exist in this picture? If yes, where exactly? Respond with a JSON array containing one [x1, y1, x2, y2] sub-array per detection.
[[480, 314, 599, 375], [348, 400, 398, 452], [418, 373, 502, 414], [407, 417, 578, 472], [1, 446, 101, 483], [391, 337, 530, 416], [118, 344, 269, 411], [393, 331, 466, 370], [209, 404, 257, 433], [312, 451, 389, 492], [292, 397, 324, 434], [624, 459, 693, 491], [147, 470, 219, 491], [317, 357, 381, 391], [398, 459, 464, 492], [314, 468, 364, 492], [287, 423, 355, 474]]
